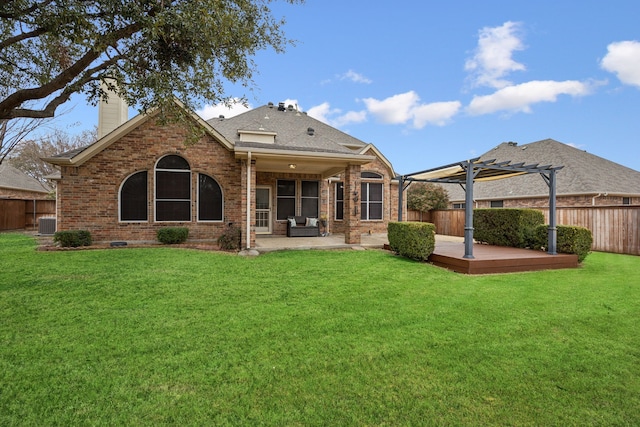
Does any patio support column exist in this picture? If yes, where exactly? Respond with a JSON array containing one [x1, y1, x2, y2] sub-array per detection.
[[547, 169, 558, 255], [397, 176, 404, 221], [242, 154, 256, 249], [463, 161, 475, 259], [344, 164, 361, 244]]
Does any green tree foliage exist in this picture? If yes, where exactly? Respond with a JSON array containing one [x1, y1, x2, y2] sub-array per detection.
[[406, 182, 450, 212], [0, 0, 302, 122]]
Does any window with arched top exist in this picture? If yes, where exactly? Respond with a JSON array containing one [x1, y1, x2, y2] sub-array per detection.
[[361, 171, 383, 220], [120, 171, 148, 221], [155, 155, 191, 221], [198, 173, 223, 221], [361, 171, 383, 179]]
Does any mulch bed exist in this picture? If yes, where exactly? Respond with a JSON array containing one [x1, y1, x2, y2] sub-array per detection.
[[36, 242, 225, 252]]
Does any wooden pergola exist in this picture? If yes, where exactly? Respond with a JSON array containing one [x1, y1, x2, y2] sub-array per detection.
[[396, 158, 564, 259]]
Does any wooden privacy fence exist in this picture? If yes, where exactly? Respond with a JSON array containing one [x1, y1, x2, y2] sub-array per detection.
[[408, 206, 640, 256], [0, 199, 56, 231]]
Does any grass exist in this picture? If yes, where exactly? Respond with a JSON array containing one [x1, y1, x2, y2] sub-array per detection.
[[1, 232, 639, 426]]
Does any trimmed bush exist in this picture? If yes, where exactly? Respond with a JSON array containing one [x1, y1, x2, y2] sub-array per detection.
[[387, 222, 436, 262], [533, 224, 593, 263], [474, 209, 544, 248], [156, 227, 189, 244], [218, 224, 241, 251], [53, 230, 92, 248]]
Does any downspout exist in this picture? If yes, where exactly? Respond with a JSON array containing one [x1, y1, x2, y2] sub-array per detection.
[[246, 152, 252, 249], [327, 178, 331, 235], [592, 193, 602, 206]]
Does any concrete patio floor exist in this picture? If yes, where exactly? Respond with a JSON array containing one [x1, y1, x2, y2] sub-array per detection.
[[255, 233, 464, 252]]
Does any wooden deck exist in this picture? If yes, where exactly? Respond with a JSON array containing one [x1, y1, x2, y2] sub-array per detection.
[[429, 240, 579, 274]]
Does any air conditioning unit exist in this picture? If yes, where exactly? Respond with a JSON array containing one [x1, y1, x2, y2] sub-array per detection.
[[38, 217, 56, 235]]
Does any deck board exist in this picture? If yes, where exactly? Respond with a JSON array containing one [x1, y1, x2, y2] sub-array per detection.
[[429, 241, 578, 274]]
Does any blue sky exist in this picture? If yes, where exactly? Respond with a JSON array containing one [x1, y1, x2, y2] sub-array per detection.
[[60, 0, 640, 174]]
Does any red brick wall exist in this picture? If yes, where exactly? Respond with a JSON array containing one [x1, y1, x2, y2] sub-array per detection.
[[56, 118, 244, 244], [472, 195, 640, 209], [329, 155, 401, 235]]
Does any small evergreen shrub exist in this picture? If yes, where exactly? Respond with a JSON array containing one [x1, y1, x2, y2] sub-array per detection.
[[156, 227, 189, 244], [533, 224, 593, 262], [387, 222, 436, 262], [218, 224, 241, 251], [474, 209, 544, 248], [53, 230, 92, 248]]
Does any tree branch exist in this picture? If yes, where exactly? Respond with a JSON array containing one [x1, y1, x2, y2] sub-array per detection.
[[0, 27, 47, 51], [0, 22, 141, 119], [0, 0, 55, 20], [10, 56, 123, 119]]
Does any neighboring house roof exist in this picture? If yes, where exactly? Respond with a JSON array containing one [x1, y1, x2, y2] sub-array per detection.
[[443, 139, 640, 201], [0, 163, 51, 194]]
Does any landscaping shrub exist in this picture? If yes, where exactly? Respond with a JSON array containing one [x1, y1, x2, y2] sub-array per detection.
[[156, 227, 189, 244], [474, 209, 544, 248], [533, 224, 593, 262], [53, 230, 92, 247], [387, 222, 436, 262], [218, 224, 241, 251]]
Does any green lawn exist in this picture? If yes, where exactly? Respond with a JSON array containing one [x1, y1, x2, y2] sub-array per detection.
[[1, 233, 639, 426]]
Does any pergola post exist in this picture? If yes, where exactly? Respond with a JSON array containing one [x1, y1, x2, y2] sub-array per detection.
[[547, 169, 558, 255], [463, 161, 475, 259]]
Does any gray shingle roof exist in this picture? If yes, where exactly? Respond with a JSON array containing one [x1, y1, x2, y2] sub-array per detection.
[[0, 163, 51, 194], [208, 104, 367, 155], [443, 139, 640, 201]]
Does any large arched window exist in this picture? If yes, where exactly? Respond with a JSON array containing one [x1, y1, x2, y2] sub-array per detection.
[[155, 155, 191, 221], [120, 171, 148, 221], [198, 173, 223, 221]]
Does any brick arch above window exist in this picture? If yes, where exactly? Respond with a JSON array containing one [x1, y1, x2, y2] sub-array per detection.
[[361, 171, 383, 179]]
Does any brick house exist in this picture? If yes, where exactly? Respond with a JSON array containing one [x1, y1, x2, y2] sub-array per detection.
[[45, 100, 402, 248], [0, 162, 51, 200], [442, 139, 640, 209]]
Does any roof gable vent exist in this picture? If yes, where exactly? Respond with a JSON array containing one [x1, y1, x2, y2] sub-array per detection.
[[307, 127, 315, 136], [238, 130, 276, 144]]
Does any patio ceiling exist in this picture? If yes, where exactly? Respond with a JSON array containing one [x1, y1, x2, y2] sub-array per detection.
[[234, 147, 375, 178]]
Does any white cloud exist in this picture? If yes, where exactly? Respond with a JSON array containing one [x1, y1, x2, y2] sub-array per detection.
[[466, 80, 592, 115], [307, 102, 335, 123], [412, 101, 462, 127], [307, 102, 367, 127], [339, 70, 373, 84], [362, 91, 460, 128], [362, 91, 421, 125], [601, 40, 640, 88], [196, 99, 251, 120], [465, 21, 526, 89], [332, 110, 367, 127]]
